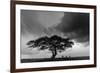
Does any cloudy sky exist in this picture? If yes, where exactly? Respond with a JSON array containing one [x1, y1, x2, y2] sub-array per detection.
[[20, 10, 90, 59]]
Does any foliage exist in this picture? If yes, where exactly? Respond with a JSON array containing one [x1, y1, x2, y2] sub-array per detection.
[[27, 35, 74, 59]]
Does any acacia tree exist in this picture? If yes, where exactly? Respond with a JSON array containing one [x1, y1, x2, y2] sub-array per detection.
[[27, 35, 74, 59]]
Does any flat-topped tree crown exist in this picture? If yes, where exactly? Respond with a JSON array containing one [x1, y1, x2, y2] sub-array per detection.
[[27, 35, 74, 59]]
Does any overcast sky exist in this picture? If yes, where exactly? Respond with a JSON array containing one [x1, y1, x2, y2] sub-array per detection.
[[20, 10, 90, 59]]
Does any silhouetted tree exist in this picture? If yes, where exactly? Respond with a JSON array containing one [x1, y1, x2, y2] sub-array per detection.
[[27, 35, 74, 59]]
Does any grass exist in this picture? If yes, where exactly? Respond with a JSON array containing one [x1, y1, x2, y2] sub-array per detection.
[[21, 56, 89, 63]]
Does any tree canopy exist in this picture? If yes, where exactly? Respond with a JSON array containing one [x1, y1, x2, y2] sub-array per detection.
[[27, 35, 74, 59]]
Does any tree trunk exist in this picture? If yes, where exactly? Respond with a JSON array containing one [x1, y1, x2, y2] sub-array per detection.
[[51, 50, 57, 59]]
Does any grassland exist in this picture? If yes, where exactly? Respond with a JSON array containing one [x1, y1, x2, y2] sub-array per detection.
[[21, 56, 89, 63]]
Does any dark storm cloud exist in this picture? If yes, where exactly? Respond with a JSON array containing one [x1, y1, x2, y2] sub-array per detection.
[[55, 12, 90, 43], [21, 10, 89, 42]]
